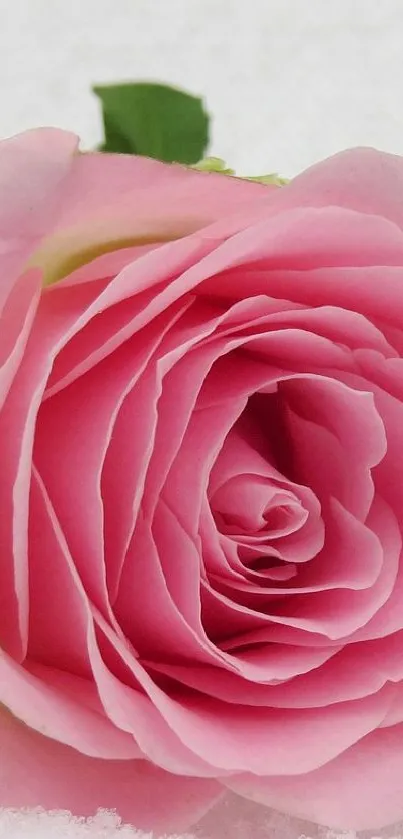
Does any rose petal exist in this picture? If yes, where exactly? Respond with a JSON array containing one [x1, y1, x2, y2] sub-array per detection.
[[158, 629, 403, 710], [22, 471, 220, 782], [0, 129, 78, 288], [283, 374, 386, 517], [0, 655, 139, 760], [115, 512, 213, 665], [147, 640, 339, 696], [198, 208, 403, 304], [279, 146, 403, 228], [0, 272, 42, 656], [0, 268, 139, 657], [0, 705, 221, 834], [33, 147, 270, 284], [27, 469, 92, 677], [93, 610, 397, 777], [224, 722, 403, 830]]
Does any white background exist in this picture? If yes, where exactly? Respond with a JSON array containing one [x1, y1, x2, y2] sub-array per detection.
[[1, 1, 403, 836], [2, 0, 403, 177]]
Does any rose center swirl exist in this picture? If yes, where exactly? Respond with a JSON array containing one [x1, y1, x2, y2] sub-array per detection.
[[201, 364, 387, 610], [207, 389, 321, 586]]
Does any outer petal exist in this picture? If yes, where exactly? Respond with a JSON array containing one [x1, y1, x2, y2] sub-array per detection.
[[176, 148, 403, 243], [0, 655, 139, 760], [30, 143, 270, 284], [0, 128, 78, 291], [277, 146, 403, 227], [224, 724, 403, 830], [0, 706, 221, 834]]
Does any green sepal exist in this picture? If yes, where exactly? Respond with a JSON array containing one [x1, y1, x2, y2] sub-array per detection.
[[93, 81, 209, 164]]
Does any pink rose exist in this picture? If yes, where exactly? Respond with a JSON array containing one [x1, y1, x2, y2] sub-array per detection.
[[1, 128, 403, 834]]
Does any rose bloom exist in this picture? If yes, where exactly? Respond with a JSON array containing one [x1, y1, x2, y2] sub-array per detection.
[[1, 128, 403, 835]]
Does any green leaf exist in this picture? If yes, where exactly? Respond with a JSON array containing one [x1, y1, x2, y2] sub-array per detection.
[[192, 157, 236, 175], [246, 173, 290, 186], [93, 81, 209, 163], [192, 158, 289, 186]]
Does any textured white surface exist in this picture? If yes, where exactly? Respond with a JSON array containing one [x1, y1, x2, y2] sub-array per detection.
[[0, 809, 155, 838], [2, 0, 403, 176], [1, 0, 403, 836]]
